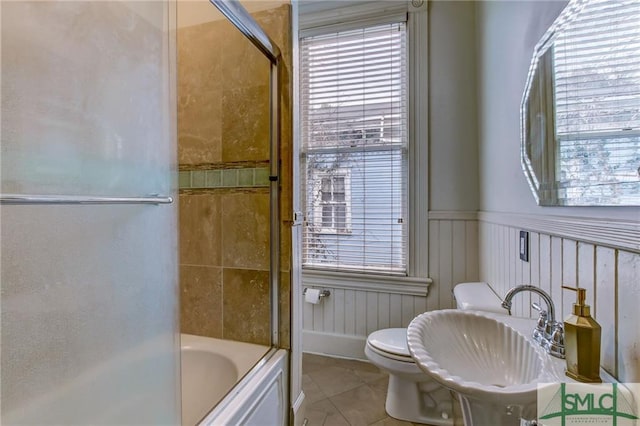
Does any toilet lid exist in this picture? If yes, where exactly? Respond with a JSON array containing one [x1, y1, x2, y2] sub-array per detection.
[[367, 328, 411, 357]]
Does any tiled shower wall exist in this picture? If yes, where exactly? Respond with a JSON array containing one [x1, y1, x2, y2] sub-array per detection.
[[177, 5, 292, 347], [478, 215, 639, 382]]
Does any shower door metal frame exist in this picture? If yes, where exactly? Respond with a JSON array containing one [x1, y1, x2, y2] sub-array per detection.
[[209, 0, 282, 348]]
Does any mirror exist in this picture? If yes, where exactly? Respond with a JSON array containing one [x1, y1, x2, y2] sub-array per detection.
[[521, 0, 640, 206]]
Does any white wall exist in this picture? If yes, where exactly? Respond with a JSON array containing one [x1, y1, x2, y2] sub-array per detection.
[[429, 1, 479, 212]]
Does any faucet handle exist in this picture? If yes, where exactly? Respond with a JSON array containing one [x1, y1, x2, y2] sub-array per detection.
[[531, 302, 547, 322], [531, 302, 548, 344], [531, 302, 548, 323], [531, 302, 545, 313], [547, 322, 565, 359]]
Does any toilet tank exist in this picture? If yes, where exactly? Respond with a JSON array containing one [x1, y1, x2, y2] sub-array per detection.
[[453, 282, 505, 314]]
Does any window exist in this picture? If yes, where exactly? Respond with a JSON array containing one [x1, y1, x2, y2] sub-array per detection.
[[552, 0, 640, 204], [311, 170, 352, 234], [301, 20, 409, 274]]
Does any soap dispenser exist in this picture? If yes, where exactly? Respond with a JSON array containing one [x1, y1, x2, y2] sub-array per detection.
[[562, 286, 601, 383]]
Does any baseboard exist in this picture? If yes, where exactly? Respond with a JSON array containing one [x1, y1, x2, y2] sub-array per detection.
[[302, 330, 367, 360], [289, 392, 309, 426], [291, 391, 306, 426], [292, 391, 305, 413]]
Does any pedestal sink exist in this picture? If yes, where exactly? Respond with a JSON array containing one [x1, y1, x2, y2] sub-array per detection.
[[406, 310, 545, 426]]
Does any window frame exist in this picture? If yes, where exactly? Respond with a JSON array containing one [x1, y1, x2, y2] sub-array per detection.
[[298, 0, 430, 288], [310, 168, 352, 235]]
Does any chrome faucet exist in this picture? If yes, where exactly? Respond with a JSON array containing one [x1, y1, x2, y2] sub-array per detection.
[[501, 285, 565, 359]]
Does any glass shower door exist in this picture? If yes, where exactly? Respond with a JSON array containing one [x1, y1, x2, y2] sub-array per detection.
[[1, 1, 180, 424]]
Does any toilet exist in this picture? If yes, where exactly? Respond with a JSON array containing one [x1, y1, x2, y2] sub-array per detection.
[[364, 282, 505, 425]]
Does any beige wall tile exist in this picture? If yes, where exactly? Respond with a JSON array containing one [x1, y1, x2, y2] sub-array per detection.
[[220, 24, 271, 89], [180, 265, 223, 338], [280, 271, 291, 349], [177, 20, 226, 93], [177, 89, 222, 165], [280, 223, 292, 272], [221, 84, 270, 162], [179, 194, 221, 267], [254, 6, 291, 63], [177, 22, 227, 165], [221, 192, 270, 270], [222, 268, 270, 345]]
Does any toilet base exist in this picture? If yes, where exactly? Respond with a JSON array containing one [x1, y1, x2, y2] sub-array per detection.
[[365, 341, 456, 425], [385, 374, 454, 426]]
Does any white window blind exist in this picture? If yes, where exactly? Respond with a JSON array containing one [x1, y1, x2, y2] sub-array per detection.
[[300, 21, 408, 275], [553, 0, 640, 204]]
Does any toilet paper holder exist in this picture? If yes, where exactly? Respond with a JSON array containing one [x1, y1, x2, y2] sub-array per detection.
[[303, 288, 331, 298]]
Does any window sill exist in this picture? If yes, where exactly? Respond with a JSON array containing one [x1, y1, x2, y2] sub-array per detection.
[[301, 269, 432, 296]]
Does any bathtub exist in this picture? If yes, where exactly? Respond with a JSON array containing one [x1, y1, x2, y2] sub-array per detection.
[[180, 334, 286, 426], [181, 334, 270, 425]]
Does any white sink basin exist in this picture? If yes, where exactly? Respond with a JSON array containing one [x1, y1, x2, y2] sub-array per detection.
[[407, 309, 545, 426]]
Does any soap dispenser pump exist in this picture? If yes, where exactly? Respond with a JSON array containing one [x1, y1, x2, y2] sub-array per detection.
[[562, 286, 601, 383]]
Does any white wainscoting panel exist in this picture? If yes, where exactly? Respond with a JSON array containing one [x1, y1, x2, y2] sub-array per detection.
[[478, 214, 640, 382], [303, 215, 479, 359]]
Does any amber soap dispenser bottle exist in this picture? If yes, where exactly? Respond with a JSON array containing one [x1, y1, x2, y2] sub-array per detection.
[[562, 286, 602, 383]]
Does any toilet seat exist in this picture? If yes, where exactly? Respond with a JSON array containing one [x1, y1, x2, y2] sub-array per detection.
[[366, 328, 415, 363]]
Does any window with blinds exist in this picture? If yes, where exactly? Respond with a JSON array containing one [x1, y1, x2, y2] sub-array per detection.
[[300, 21, 408, 274], [552, 0, 640, 204]]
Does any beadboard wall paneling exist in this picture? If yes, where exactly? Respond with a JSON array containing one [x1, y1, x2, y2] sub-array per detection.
[[617, 250, 640, 382], [302, 289, 428, 359], [478, 218, 640, 382], [427, 218, 480, 311], [303, 216, 479, 359], [305, 289, 428, 336]]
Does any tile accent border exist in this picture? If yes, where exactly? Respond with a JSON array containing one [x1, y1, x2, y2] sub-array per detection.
[[179, 167, 270, 189]]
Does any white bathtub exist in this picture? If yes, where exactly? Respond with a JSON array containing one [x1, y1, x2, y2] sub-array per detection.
[[181, 334, 269, 425]]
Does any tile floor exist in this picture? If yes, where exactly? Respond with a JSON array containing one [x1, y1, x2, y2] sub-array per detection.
[[302, 353, 426, 426]]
